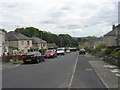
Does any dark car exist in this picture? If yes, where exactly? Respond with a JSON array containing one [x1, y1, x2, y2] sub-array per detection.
[[22, 52, 45, 64], [44, 50, 57, 58], [79, 49, 86, 54]]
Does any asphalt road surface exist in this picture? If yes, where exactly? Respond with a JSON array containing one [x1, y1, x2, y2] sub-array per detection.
[[2, 52, 106, 88]]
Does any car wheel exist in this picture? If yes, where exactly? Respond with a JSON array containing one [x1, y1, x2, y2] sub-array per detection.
[[52, 55, 55, 58], [23, 61, 27, 64], [55, 55, 57, 58], [36, 59, 39, 63]]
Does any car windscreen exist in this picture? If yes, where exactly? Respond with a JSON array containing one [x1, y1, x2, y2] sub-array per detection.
[[34, 52, 42, 56], [45, 50, 54, 53], [57, 49, 64, 51], [25, 52, 41, 56], [80, 49, 85, 51]]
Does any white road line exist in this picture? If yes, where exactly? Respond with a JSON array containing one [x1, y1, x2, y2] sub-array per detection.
[[68, 57, 79, 89]]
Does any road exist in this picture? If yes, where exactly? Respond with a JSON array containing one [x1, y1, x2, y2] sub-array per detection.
[[2, 52, 107, 88]]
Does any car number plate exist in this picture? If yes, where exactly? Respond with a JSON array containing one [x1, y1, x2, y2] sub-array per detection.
[[26, 59, 31, 61]]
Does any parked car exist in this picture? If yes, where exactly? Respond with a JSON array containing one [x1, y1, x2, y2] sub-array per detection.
[[22, 52, 45, 64], [79, 49, 86, 54], [44, 50, 57, 58], [57, 48, 65, 55], [66, 49, 70, 53]]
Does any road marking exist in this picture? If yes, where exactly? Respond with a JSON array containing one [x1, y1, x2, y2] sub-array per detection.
[[68, 57, 79, 89]]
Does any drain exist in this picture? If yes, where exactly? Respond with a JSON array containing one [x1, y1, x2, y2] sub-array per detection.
[[85, 68, 93, 71]]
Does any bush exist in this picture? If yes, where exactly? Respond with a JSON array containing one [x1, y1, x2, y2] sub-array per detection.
[[105, 48, 112, 55], [111, 50, 120, 58], [2, 55, 12, 62], [96, 43, 107, 51]]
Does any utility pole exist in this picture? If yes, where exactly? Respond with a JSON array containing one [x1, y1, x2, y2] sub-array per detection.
[[41, 33, 43, 54]]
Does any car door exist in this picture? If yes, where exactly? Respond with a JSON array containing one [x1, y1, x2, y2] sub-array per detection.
[[35, 52, 44, 61]]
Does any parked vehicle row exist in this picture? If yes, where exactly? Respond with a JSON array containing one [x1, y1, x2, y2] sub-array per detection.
[[21, 48, 72, 64], [21, 48, 86, 64]]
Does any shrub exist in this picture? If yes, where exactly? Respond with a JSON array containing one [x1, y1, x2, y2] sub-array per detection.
[[105, 48, 112, 55]]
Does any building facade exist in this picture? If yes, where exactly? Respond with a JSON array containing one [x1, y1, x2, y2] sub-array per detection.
[[6, 31, 32, 55], [104, 25, 120, 47], [0, 30, 8, 56], [31, 37, 47, 50]]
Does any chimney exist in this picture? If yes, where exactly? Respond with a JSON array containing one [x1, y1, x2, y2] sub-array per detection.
[[15, 28, 20, 34], [112, 25, 115, 30]]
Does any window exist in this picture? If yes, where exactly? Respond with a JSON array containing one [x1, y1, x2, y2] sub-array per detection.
[[27, 41, 30, 45]]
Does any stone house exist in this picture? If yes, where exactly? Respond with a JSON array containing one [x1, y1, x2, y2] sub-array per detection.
[[31, 37, 47, 50], [47, 43, 57, 48], [103, 25, 120, 47], [6, 31, 32, 55], [0, 30, 8, 56]]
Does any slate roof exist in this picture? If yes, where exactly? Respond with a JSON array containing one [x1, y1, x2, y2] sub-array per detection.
[[6, 31, 31, 41], [47, 43, 57, 47], [31, 37, 47, 44], [104, 30, 116, 36]]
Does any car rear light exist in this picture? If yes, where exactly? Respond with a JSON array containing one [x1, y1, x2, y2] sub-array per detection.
[[22, 56, 26, 58], [31, 55, 37, 58]]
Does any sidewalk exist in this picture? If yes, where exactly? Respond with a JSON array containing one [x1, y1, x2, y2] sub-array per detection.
[[1, 61, 23, 70], [89, 55, 119, 88]]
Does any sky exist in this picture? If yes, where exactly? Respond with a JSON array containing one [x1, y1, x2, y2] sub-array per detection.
[[0, 0, 119, 37]]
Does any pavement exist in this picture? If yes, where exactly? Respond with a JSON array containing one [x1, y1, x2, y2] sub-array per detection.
[[1, 52, 119, 89], [89, 56, 119, 88]]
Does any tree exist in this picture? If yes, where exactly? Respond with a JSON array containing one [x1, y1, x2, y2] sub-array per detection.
[[15, 27, 79, 47], [0, 29, 7, 33]]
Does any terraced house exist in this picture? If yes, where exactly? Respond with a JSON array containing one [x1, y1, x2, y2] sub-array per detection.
[[0, 30, 8, 56], [31, 37, 47, 51], [6, 31, 32, 55], [104, 24, 120, 47]]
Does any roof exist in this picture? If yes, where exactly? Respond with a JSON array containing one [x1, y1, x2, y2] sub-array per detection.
[[9, 46, 19, 50], [31, 37, 46, 44], [47, 43, 57, 47], [104, 30, 116, 36], [6, 31, 31, 41]]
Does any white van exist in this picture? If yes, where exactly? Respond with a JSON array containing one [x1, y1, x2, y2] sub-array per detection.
[[57, 48, 65, 55]]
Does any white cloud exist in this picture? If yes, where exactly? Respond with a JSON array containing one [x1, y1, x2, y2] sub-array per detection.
[[0, 0, 119, 37]]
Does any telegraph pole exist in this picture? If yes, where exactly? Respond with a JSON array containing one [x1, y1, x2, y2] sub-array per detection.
[[41, 33, 43, 54]]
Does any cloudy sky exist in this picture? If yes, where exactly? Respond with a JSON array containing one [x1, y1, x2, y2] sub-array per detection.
[[0, 0, 119, 37]]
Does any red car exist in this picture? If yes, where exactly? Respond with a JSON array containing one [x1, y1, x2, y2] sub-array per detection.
[[44, 50, 57, 58]]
